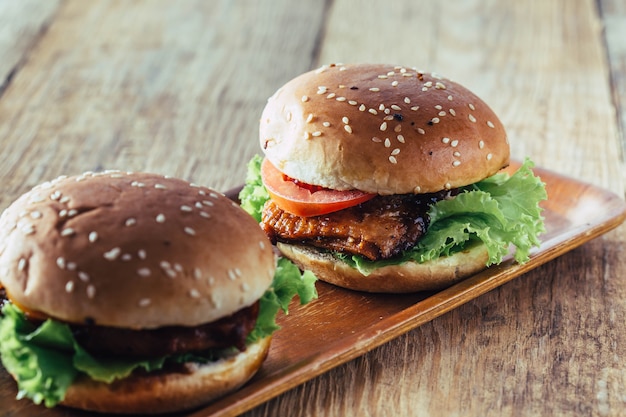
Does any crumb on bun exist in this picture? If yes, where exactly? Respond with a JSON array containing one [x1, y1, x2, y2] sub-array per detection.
[[0, 171, 275, 328], [260, 63, 509, 194]]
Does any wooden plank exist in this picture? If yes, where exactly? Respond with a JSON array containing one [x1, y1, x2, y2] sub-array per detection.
[[0, 0, 60, 94], [0, 0, 326, 207], [600, 0, 626, 192]]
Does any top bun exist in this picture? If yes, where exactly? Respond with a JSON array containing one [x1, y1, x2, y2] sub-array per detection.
[[260, 63, 510, 194], [0, 172, 275, 329]]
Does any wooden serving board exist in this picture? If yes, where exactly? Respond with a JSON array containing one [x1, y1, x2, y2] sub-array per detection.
[[1, 164, 625, 417]]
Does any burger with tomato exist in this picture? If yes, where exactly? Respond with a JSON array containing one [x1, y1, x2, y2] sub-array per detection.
[[240, 63, 547, 293], [0, 171, 316, 413]]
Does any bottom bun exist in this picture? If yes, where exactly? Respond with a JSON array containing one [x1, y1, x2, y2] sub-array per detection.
[[277, 243, 490, 293], [61, 336, 272, 414]]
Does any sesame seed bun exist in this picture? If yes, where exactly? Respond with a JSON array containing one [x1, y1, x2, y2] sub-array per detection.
[[277, 242, 490, 293], [61, 335, 271, 414], [260, 63, 509, 194], [0, 171, 275, 328]]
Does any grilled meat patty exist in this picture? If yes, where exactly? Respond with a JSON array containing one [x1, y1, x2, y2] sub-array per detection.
[[261, 191, 454, 261], [71, 301, 259, 358]]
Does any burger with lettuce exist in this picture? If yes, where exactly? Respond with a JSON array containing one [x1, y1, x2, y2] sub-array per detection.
[[240, 63, 547, 293], [0, 171, 316, 413]]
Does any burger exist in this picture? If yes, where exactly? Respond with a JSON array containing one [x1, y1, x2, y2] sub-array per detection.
[[0, 171, 317, 413], [240, 63, 547, 293]]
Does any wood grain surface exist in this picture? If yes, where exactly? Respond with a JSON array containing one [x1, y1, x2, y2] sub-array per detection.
[[0, 0, 625, 416]]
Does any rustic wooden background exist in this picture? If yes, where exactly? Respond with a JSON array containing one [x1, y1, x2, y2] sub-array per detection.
[[0, 0, 625, 416]]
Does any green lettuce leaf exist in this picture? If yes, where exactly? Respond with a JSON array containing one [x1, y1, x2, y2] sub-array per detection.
[[239, 154, 270, 222], [247, 257, 318, 342], [339, 158, 547, 274], [0, 258, 317, 408]]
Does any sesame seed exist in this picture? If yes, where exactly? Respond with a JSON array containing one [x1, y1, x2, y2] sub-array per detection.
[[322, 121, 330, 127], [411, 106, 419, 111], [184, 227, 196, 236], [104, 247, 121, 261], [65, 281, 74, 293], [50, 191, 61, 200], [479, 140, 485, 149], [311, 131, 322, 137], [384, 138, 391, 148], [448, 95, 454, 101], [391, 81, 399, 87], [259, 241, 266, 250], [442, 137, 450, 144], [487, 153, 493, 160], [304, 132, 310, 140], [67, 262, 76, 271], [435, 82, 446, 90], [417, 128, 425, 134], [139, 298, 151, 307], [451, 140, 459, 147], [78, 271, 90, 282], [344, 125, 353, 133], [380, 122, 388, 131], [368, 108, 378, 115], [202, 200, 214, 206], [228, 269, 237, 280], [199, 211, 211, 219], [449, 109, 457, 116], [469, 103, 476, 111], [438, 111, 446, 117], [195, 202, 203, 209], [453, 160, 461, 167], [137, 268, 151, 277], [189, 289, 200, 298], [317, 86, 327, 94], [67, 209, 78, 217], [378, 75, 388, 79], [154, 184, 167, 189], [404, 97, 411, 104], [394, 124, 402, 133], [60, 228, 74, 237], [469, 114, 477, 123], [397, 135, 405, 143], [389, 156, 398, 164], [424, 81, 433, 87], [336, 96, 346, 102], [384, 115, 394, 121], [445, 182, 452, 190], [359, 104, 366, 111], [348, 100, 358, 105], [88, 231, 98, 242], [86, 285, 96, 299], [30, 211, 42, 219], [372, 137, 382, 143], [391, 104, 402, 111], [18, 258, 26, 271], [326, 93, 336, 99], [180, 205, 193, 212], [431, 118, 440, 124], [342, 117, 349, 124], [156, 213, 166, 223], [487, 121, 495, 128], [391, 148, 400, 156], [306, 114, 314, 123], [194, 268, 202, 279], [369, 87, 380, 92], [125, 218, 137, 227], [174, 263, 183, 272], [301, 95, 309, 102], [121, 254, 132, 261], [453, 151, 461, 157], [22, 224, 35, 235], [241, 283, 250, 292], [57, 257, 66, 269]]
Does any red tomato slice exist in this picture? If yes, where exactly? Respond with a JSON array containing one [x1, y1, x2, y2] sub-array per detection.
[[260, 158, 376, 217]]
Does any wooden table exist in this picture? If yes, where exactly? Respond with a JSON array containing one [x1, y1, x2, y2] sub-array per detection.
[[1, 1, 625, 416]]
